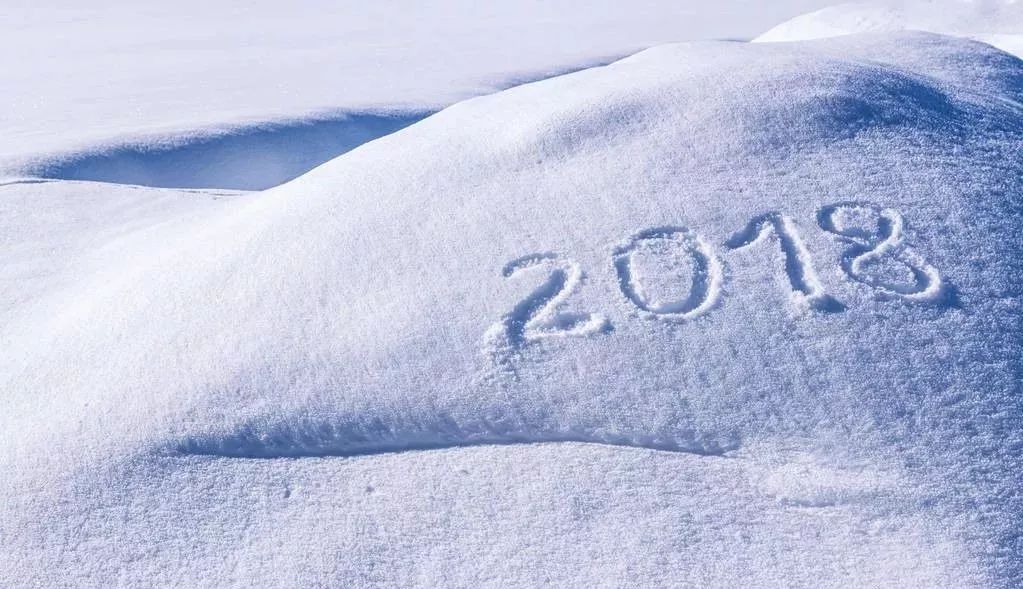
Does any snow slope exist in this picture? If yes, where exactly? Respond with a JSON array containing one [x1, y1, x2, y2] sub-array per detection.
[[757, 0, 1023, 56], [1, 0, 841, 189], [2, 31, 1022, 587], [0, 179, 244, 321]]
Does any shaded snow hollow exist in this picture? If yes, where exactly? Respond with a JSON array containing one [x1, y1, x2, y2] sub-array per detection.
[[2, 32, 1023, 587], [17, 110, 433, 191]]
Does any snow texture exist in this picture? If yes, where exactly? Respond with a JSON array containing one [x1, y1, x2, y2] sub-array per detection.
[[757, 0, 1023, 57], [3, 29, 1022, 587], [0, 0, 839, 190]]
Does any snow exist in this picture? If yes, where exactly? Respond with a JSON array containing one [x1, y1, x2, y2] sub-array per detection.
[[756, 0, 1023, 57], [6, 1, 1023, 586], [3, 23, 1022, 586], [1, 0, 839, 190]]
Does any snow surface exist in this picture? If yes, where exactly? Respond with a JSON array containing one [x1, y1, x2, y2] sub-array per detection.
[[3, 28, 1022, 586], [1, 0, 840, 190], [757, 0, 1023, 57]]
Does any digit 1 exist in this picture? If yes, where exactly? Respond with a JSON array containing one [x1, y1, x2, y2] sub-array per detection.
[[725, 212, 843, 312]]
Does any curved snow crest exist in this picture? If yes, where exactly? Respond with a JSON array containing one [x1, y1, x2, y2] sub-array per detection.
[[9, 57, 625, 191], [4, 33, 1023, 585], [756, 0, 1023, 58]]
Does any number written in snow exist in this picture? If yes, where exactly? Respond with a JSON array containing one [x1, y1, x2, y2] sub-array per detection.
[[486, 204, 944, 360]]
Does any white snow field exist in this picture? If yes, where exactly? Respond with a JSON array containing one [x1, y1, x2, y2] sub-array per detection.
[[757, 0, 1023, 57], [2, 26, 1022, 586], [0, 0, 839, 190]]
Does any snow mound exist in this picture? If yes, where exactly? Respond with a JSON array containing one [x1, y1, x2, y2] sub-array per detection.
[[1, 1, 840, 187], [3, 32, 1022, 586], [756, 0, 1023, 57]]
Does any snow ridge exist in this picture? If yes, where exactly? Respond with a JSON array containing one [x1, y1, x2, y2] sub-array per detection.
[[175, 418, 735, 459]]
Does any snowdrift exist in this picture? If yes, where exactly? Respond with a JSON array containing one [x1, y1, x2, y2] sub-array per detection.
[[3, 32, 1022, 587], [757, 0, 1023, 57], [1, 0, 836, 188]]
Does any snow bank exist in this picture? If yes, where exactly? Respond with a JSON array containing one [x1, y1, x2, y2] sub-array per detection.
[[3, 32, 1022, 586], [1, 0, 840, 188], [756, 0, 1023, 56]]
